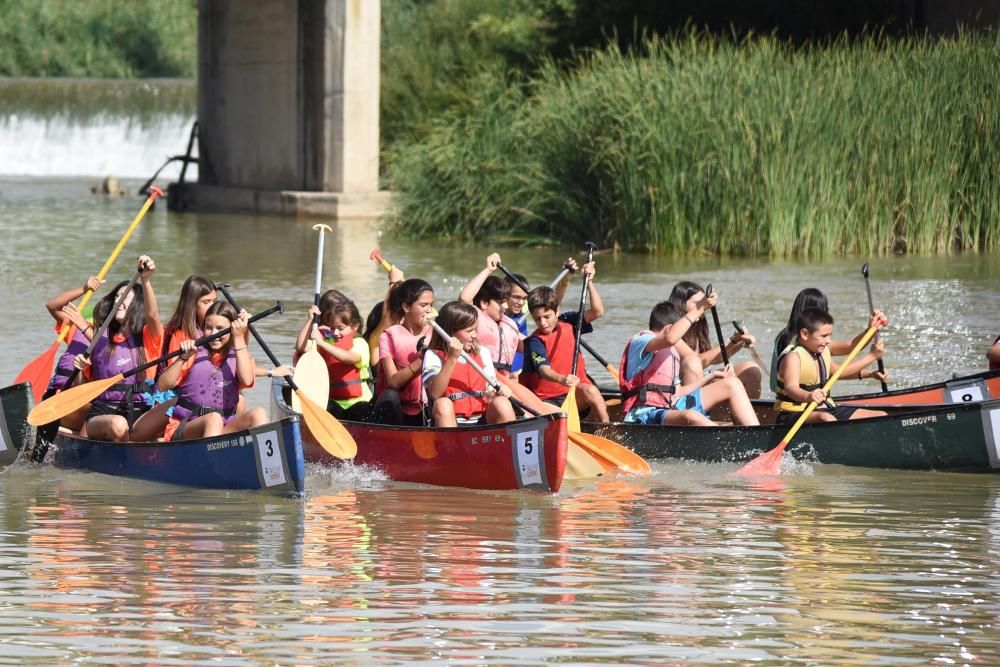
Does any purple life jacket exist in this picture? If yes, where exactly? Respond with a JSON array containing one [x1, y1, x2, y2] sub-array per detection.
[[89, 329, 149, 405], [171, 347, 240, 423], [47, 329, 91, 392]]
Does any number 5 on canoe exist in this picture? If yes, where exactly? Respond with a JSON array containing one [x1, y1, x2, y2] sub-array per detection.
[[28, 303, 284, 427]]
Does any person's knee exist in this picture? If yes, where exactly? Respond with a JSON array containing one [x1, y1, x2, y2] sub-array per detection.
[[109, 418, 129, 441], [816, 412, 837, 422], [432, 398, 454, 419]]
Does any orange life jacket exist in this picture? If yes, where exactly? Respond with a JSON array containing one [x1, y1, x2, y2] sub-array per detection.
[[322, 336, 364, 400], [432, 350, 489, 418]]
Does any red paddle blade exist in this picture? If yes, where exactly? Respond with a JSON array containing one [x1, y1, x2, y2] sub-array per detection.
[[13, 341, 60, 403], [734, 440, 788, 476]]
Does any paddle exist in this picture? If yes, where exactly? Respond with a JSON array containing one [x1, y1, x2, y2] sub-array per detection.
[[705, 284, 730, 368], [292, 224, 332, 412], [732, 321, 770, 378], [562, 242, 597, 431], [215, 284, 357, 460], [424, 313, 649, 475], [861, 262, 889, 393], [734, 323, 883, 477], [370, 248, 393, 272], [14, 186, 163, 401], [27, 303, 284, 427]]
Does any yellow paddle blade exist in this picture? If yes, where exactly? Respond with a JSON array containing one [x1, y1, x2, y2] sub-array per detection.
[[563, 441, 606, 480], [295, 389, 357, 460], [568, 431, 652, 476], [291, 345, 329, 413], [27, 374, 122, 426], [561, 388, 581, 433]]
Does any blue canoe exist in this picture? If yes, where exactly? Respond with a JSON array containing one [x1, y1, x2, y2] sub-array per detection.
[[1, 382, 305, 497]]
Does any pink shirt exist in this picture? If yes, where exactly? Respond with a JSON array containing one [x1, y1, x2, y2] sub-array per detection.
[[377, 323, 431, 415], [476, 309, 519, 376]]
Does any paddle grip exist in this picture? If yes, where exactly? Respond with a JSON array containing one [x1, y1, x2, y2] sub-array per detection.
[[216, 285, 300, 392], [705, 284, 730, 367], [123, 302, 283, 380], [370, 249, 393, 273], [497, 264, 529, 292]]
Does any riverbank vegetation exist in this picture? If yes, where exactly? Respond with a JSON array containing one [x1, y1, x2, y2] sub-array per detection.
[[386, 33, 1000, 256], [0, 0, 196, 78]]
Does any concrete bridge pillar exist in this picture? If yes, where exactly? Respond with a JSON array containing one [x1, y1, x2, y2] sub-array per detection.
[[168, 0, 389, 218]]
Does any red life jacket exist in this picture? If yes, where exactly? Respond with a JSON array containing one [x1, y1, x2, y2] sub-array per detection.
[[619, 331, 679, 414], [322, 336, 364, 400], [520, 321, 590, 400], [432, 350, 489, 418]]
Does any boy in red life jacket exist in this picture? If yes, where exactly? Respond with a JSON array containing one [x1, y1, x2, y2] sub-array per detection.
[[421, 301, 515, 427], [988, 334, 1000, 371], [520, 261, 609, 421], [620, 300, 760, 426]]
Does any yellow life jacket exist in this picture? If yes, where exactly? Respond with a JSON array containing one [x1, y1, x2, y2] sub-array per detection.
[[774, 344, 835, 413]]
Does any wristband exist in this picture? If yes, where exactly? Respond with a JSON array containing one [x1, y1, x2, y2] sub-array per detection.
[[684, 315, 696, 326]]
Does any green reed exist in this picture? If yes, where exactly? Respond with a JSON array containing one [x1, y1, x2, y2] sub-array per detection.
[[387, 32, 1000, 256]]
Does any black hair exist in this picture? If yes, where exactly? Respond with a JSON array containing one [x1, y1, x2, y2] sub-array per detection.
[[388, 278, 433, 322], [777, 288, 830, 351], [649, 301, 685, 331], [474, 275, 510, 308], [796, 307, 834, 335]]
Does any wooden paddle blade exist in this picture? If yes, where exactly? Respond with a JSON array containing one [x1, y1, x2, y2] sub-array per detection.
[[295, 389, 357, 460], [568, 431, 652, 475], [14, 341, 60, 403], [26, 373, 121, 426], [561, 389, 581, 433], [563, 441, 606, 479], [291, 346, 329, 413], [734, 440, 788, 476]]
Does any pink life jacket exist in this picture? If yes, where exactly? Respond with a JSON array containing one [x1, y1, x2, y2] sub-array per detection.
[[476, 309, 519, 376], [171, 347, 240, 422], [48, 328, 91, 392], [376, 324, 429, 415], [89, 329, 148, 405], [619, 331, 679, 414]]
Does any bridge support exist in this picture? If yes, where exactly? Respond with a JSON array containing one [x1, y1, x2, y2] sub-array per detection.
[[168, 0, 389, 218]]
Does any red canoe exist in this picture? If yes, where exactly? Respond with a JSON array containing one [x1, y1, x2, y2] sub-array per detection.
[[270, 381, 568, 493], [833, 369, 1000, 407]]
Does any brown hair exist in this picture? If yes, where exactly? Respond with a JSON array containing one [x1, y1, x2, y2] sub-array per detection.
[[527, 286, 559, 313]]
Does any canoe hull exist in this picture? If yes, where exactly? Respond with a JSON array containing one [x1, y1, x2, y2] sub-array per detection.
[[270, 381, 568, 493], [833, 369, 1000, 407], [2, 382, 305, 496], [585, 399, 1000, 472], [0, 383, 34, 467]]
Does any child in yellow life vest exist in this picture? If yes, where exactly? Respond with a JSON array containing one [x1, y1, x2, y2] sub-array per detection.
[[294, 291, 372, 422], [421, 301, 515, 427], [775, 308, 887, 425]]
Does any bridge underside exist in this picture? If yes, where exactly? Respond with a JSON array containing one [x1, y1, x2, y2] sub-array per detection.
[[168, 0, 388, 218]]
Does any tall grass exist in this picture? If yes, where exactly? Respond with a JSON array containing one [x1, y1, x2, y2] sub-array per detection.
[[387, 32, 1000, 256], [0, 0, 197, 78]]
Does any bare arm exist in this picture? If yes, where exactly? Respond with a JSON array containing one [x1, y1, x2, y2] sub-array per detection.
[[138, 255, 163, 341], [294, 306, 318, 354], [581, 263, 604, 323], [459, 253, 501, 304], [46, 275, 103, 323]]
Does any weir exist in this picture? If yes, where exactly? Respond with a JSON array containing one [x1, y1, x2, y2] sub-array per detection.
[[167, 0, 388, 219]]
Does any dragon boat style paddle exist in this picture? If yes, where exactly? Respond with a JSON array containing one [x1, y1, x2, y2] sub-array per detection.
[[1, 381, 305, 496], [584, 397, 1000, 472], [270, 381, 568, 493]]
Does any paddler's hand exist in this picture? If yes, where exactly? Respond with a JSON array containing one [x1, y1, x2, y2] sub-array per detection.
[[486, 253, 501, 271], [869, 309, 888, 329], [871, 338, 885, 359], [447, 337, 464, 359], [561, 374, 580, 388], [231, 311, 250, 341], [564, 258, 579, 273], [72, 353, 91, 371], [807, 388, 827, 404], [271, 365, 293, 378], [61, 302, 89, 332], [178, 339, 196, 361], [84, 275, 104, 293], [581, 261, 595, 280], [494, 382, 512, 398], [307, 304, 321, 321], [137, 255, 155, 280], [388, 266, 404, 284]]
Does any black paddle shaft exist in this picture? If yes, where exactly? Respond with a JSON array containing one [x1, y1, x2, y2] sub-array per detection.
[[116, 302, 283, 381], [705, 284, 731, 367], [861, 263, 889, 392], [216, 284, 301, 393], [571, 243, 597, 376]]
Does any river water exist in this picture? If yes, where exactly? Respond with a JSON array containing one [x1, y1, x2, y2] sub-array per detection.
[[1, 81, 1000, 664]]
